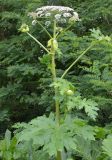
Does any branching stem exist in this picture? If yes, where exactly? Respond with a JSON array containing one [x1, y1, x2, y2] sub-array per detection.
[[27, 32, 50, 54], [37, 21, 52, 38], [57, 23, 73, 39], [26, 21, 96, 160], [61, 43, 95, 78]]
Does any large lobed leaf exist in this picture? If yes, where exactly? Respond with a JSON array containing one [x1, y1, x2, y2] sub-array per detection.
[[14, 114, 96, 156]]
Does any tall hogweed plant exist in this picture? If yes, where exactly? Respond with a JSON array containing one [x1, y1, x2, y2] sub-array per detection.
[[0, 5, 112, 160]]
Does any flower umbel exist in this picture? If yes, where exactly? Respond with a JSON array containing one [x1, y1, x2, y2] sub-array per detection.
[[29, 6, 79, 24]]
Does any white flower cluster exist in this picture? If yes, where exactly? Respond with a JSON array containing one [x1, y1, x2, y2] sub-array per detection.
[[36, 6, 74, 12], [29, 6, 79, 26]]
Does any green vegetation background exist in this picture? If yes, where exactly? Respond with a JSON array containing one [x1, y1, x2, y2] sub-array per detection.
[[0, 0, 112, 137]]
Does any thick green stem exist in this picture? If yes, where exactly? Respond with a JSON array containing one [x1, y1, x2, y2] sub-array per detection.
[[51, 42, 61, 160], [51, 52, 60, 124], [56, 151, 62, 160], [27, 21, 62, 160], [51, 20, 60, 125], [51, 20, 62, 160]]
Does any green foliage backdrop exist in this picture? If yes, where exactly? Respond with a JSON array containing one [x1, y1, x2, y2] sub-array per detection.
[[0, 0, 112, 142]]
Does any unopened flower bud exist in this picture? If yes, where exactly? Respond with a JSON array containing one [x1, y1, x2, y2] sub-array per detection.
[[66, 90, 74, 96], [19, 24, 29, 33]]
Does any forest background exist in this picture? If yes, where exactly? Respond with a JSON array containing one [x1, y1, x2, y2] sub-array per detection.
[[0, 0, 112, 159]]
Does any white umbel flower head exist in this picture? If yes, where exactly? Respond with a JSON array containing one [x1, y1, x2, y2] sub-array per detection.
[[73, 12, 79, 20], [45, 12, 51, 17], [63, 13, 72, 18], [32, 20, 37, 25], [36, 11, 43, 17], [36, 6, 74, 12], [45, 21, 51, 26], [29, 6, 79, 24], [61, 18, 66, 23], [55, 14, 61, 20]]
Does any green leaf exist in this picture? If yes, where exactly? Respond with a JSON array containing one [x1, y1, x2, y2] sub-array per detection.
[[75, 136, 102, 160], [102, 134, 112, 158], [51, 78, 75, 96], [66, 96, 98, 120], [83, 99, 99, 120], [5, 130, 11, 149]]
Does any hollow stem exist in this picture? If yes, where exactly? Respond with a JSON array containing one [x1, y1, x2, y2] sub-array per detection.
[[51, 50, 60, 125], [50, 20, 62, 160]]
